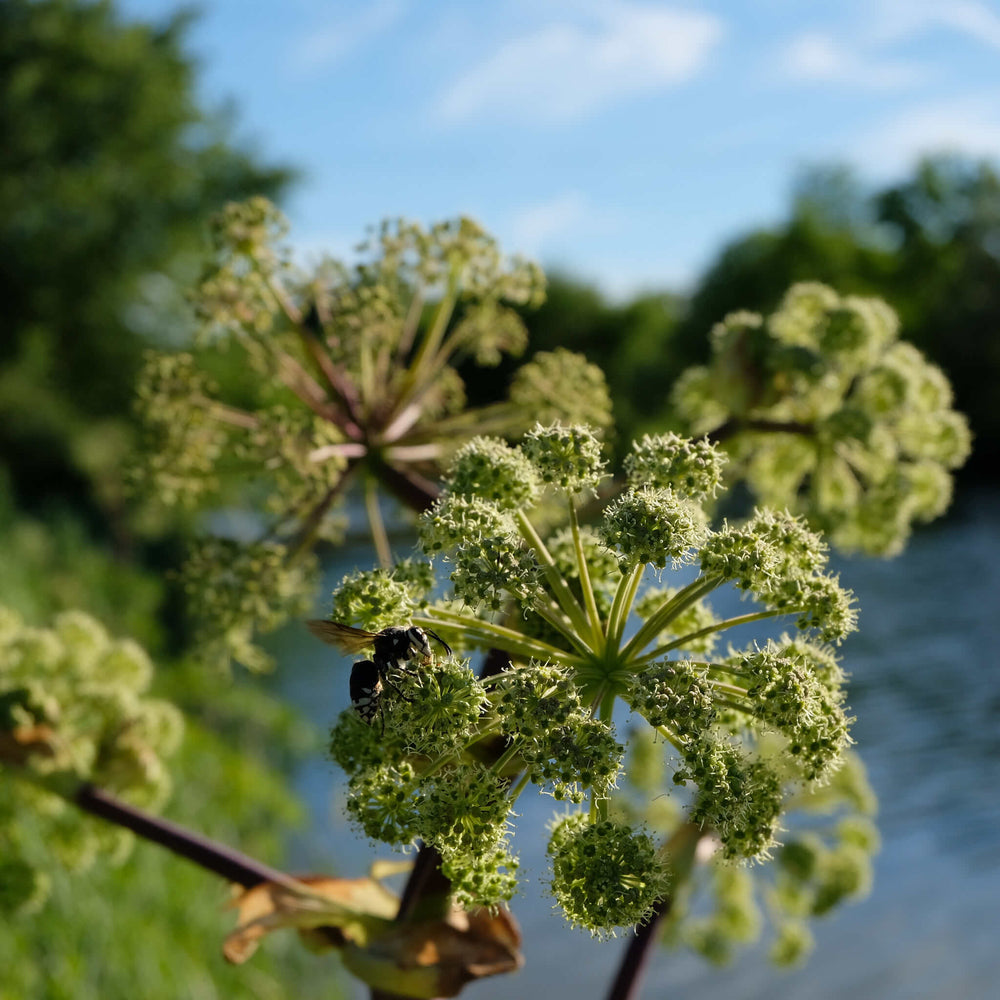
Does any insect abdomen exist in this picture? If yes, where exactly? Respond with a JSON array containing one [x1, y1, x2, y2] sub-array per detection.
[[349, 659, 382, 722]]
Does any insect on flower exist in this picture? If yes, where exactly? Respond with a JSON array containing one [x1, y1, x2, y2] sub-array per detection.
[[306, 621, 452, 723]]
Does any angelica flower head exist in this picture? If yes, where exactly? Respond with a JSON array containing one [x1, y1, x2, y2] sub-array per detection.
[[547, 815, 671, 938], [325, 427, 861, 936], [672, 282, 971, 556], [132, 203, 615, 671]]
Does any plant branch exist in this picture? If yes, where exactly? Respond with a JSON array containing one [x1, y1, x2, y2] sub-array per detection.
[[604, 896, 672, 1000], [621, 575, 721, 659], [607, 565, 645, 647], [513, 510, 593, 640], [414, 610, 586, 668], [74, 783, 296, 890], [364, 473, 393, 568], [631, 607, 800, 668], [569, 498, 604, 647]]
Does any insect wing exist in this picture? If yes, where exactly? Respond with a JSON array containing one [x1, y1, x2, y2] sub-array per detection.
[[306, 620, 379, 654]]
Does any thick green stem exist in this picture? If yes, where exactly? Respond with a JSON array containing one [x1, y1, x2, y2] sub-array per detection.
[[411, 610, 586, 668], [395, 284, 425, 360], [411, 276, 458, 373], [654, 725, 686, 754], [489, 739, 524, 776], [631, 607, 801, 667], [513, 510, 594, 642], [621, 574, 722, 659], [399, 400, 526, 442], [606, 565, 644, 647], [364, 474, 392, 569], [568, 499, 604, 647], [506, 769, 532, 804], [359, 330, 377, 416], [528, 599, 596, 659]]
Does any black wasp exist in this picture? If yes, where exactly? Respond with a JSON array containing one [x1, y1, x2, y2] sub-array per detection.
[[306, 621, 451, 723]]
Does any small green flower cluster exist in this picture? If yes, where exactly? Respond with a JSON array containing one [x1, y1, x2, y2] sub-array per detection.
[[736, 645, 851, 781], [627, 660, 717, 737], [679, 865, 761, 965], [601, 488, 708, 570], [177, 538, 318, 672], [0, 606, 182, 913], [699, 509, 856, 642], [672, 282, 971, 555], [547, 814, 671, 937], [132, 351, 230, 508], [328, 658, 520, 909], [326, 560, 432, 632], [509, 348, 614, 432], [624, 432, 727, 499], [325, 426, 861, 937], [196, 197, 290, 343], [675, 740, 784, 861], [493, 661, 623, 802]]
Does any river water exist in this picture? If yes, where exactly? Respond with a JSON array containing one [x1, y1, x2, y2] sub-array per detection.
[[270, 488, 1000, 1000]]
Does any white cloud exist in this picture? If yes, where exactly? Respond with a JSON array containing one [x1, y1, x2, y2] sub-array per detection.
[[508, 192, 588, 255], [851, 94, 1000, 176], [433, 3, 724, 124], [287, 0, 405, 75], [870, 0, 1000, 51], [781, 31, 923, 89]]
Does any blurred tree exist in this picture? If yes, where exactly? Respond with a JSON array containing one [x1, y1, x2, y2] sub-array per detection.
[[0, 0, 293, 523], [875, 157, 1000, 474], [672, 157, 1000, 475]]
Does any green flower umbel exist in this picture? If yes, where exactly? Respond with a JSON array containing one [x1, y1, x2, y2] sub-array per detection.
[[325, 427, 860, 937], [672, 282, 971, 555]]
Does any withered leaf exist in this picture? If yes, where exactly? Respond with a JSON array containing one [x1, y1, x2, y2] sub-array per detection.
[[225, 875, 523, 998]]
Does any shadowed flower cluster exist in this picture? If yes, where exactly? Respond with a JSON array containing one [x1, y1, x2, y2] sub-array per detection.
[[131, 199, 612, 669]]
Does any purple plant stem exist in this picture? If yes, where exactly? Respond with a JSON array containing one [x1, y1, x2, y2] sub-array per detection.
[[604, 897, 673, 1000], [75, 783, 290, 888]]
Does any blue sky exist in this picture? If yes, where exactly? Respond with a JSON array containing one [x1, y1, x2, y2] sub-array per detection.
[[120, 0, 1000, 296]]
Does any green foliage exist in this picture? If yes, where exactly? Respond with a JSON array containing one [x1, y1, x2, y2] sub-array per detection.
[[0, 0, 292, 519], [0, 503, 343, 997], [0, 481, 165, 649], [325, 427, 863, 939]]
